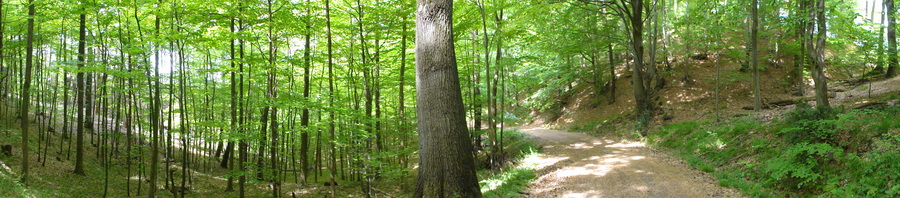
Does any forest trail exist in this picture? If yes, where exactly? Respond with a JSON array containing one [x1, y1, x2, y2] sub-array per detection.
[[519, 128, 744, 198]]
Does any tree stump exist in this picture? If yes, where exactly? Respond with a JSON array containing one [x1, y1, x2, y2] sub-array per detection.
[[1, 145, 12, 156]]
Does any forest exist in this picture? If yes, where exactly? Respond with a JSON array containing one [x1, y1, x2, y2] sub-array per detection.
[[0, 0, 899, 197]]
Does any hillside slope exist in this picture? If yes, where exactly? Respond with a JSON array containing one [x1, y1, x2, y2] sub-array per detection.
[[534, 54, 900, 130]]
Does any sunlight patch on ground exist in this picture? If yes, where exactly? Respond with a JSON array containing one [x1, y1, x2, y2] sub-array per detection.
[[289, 189, 313, 196], [606, 141, 645, 148], [565, 143, 597, 149], [632, 185, 649, 191], [666, 89, 710, 103], [562, 190, 601, 198], [554, 154, 645, 178], [527, 155, 569, 171]]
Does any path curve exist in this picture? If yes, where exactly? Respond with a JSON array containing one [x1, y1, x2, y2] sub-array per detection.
[[520, 128, 743, 198]]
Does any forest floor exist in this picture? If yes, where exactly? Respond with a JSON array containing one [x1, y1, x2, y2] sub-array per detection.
[[518, 127, 743, 198]]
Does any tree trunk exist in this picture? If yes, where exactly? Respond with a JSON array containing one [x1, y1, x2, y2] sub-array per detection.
[[888, 0, 898, 77], [148, 0, 164, 195], [74, 8, 87, 176], [398, 14, 409, 169], [629, 0, 651, 125], [607, 43, 616, 104], [492, 9, 504, 163], [807, 0, 829, 109], [325, 0, 338, 196], [793, 0, 806, 96], [0, 0, 4, 112], [266, 1, 280, 193], [20, 0, 36, 184], [237, 6, 247, 195], [224, 15, 238, 192], [751, 0, 761, 111], [413, 0, 482, 197], [475, 0, 494, 161], [300, 0, 312, 183]]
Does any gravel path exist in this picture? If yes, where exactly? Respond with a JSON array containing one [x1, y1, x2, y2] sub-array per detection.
[[520, 128, 744, 198]]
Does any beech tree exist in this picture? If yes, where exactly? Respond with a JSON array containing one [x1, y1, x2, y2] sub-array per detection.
[[414, 0, 482, 197]]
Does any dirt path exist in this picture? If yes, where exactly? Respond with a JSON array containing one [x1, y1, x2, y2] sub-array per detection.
[[520, 128, 743, 198]]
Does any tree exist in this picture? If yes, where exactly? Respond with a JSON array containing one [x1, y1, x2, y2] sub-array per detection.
[[74, 5, 87, 176], [751, 0, 761, 112], [20, 0, 36, 184], [625, 0, 652, 126], [806, 0, 829, 109], [148, 0, 165, 195], [413, 0, 482, 197], [300, 0, 313, 183], [582, 0, 653, 126], [324, 0, 338, 195], [888, 0, 898, 77]]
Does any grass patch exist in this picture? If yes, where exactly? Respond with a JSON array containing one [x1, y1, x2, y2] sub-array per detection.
[[478, 130, 540, 197]]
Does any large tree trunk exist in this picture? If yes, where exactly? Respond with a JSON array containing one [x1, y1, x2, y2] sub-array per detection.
[[414, 0, 482, 197], [629, 0, 651, 124]]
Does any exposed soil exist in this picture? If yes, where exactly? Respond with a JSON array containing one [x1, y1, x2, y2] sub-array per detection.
[[520, 128, 743, 198]]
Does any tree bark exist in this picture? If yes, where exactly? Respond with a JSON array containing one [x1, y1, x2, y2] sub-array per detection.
[[414, 0, 482, 197]]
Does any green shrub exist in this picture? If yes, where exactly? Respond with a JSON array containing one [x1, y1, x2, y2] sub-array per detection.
[[763, 143, 843, 191], [651, 105, 900, 197], [779, 103, 839, 144]]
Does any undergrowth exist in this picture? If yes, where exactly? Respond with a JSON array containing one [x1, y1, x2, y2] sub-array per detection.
[[649, 103, 900, 197], [478, 130, 540, 197]]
